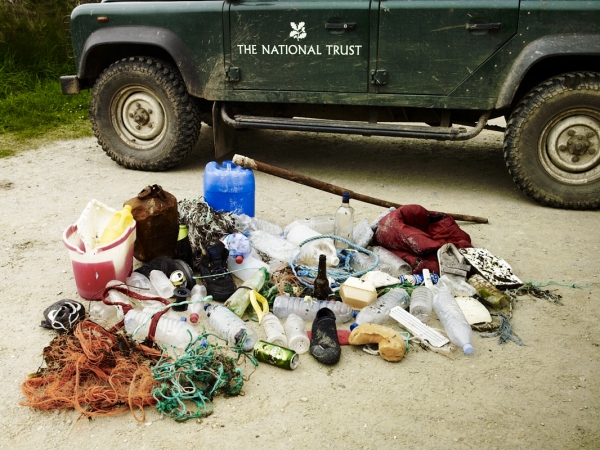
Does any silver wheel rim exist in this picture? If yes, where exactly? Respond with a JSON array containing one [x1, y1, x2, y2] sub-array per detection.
[[111, 86, 167, 150], [539, 109, 600, 185]]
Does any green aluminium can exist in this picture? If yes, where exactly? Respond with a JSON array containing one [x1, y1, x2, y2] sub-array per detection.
[[253, 340, 299, 370]]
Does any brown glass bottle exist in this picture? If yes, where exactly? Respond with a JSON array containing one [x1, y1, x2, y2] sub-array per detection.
[[313, 254, 331, 300]]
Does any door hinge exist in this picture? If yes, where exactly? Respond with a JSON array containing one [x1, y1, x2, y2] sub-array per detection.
[[226, 67, 240, 82], [370, 69, 388, 85]]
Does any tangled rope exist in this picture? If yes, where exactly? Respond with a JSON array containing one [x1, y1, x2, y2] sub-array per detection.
[[291, 235, 379, 287], [21, 320, 161, 421], [152, 332, 248, 422], [479, 312, 525, 346]]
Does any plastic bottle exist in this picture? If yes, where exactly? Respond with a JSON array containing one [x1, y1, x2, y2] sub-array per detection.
[[284, 314, 310, 354], [89, 280, 133, 322], [260, 312, 288, 347], [284, 215, 335, 236], [432, 290, 474, 355], [227, 254, 269, 282], [222, 232, 252, 263], [189, 284, 208, 323], [126, 272, 159, 297], [467, 274, 510, 308], [352, 219, 374, 249], [204, 303, 258, 352], [349, 288, 410, 330], [334, 191, 355, 250], [273, 296, 354, 323], [124, 309, 199, 348], [371, 246, 411, 277], [149, 269, 175, 298], [99, 205, 134, 247], [224, 268, 269, 317], [399, 272, 440, 286], [286, 224, 339, 266], [409, 268, 434, 323]]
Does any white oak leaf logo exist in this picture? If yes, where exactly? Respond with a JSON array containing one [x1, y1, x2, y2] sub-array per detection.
[[290, 22, 307, 41]]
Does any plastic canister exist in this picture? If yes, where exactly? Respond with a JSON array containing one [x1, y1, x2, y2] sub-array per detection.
[[204, 160, 255, 216], [63, 200, 136, 300], [339, 277, 377, 310]]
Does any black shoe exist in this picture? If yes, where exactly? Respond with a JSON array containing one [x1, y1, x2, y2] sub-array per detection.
[[310, 308, 341, 365], [199, 241, 237, 302]]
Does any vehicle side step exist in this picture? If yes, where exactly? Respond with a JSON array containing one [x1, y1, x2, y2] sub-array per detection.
[[220, 103, 491, 141]]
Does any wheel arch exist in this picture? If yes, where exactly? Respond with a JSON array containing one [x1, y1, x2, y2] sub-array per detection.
[[496, 34, 600, 111], [77, 26, 203, 97]]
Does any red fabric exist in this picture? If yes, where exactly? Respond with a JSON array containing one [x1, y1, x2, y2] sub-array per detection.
[[307, 329, 351, 346], [374, 205, 472, 274]]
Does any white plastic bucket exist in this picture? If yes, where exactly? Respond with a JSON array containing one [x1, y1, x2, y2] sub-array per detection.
[[62, 200, 136, 300]]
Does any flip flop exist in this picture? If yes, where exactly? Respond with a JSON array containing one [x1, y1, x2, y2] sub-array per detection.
[[309, 308, 341, 365]]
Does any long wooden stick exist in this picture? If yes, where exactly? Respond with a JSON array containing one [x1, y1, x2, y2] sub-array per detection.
[[232, 154, 488, 224]]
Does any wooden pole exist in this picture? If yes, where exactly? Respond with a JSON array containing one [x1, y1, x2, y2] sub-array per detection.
[[232, 154, 488, 224]]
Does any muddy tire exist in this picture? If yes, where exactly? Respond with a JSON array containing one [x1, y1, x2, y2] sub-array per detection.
[[90, 57, 201, 171], [504, 72, 600, 209]]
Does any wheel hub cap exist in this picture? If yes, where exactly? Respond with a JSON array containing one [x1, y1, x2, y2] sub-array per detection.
[[547, 115, 600, 172], [121, 92, 164, 140]]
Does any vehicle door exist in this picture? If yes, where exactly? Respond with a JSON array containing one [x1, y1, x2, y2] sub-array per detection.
[[227, 0, 371, 92], [373, 0, 519, 95]]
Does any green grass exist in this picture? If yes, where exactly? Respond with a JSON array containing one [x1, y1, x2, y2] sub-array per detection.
[[0, 81, 92, 158]]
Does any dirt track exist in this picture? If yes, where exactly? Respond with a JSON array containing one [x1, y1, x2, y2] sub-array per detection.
[[0, 124, 599, 449]]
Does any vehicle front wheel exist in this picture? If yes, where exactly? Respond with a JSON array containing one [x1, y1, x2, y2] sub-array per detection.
[[504, 72, 600, 209], [90, 57, 201, 171]]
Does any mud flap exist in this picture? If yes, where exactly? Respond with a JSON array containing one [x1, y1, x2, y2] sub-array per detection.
[[213, 102, 238, 159]]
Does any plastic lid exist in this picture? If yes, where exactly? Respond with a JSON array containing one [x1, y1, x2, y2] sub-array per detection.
[[235, 255, 244, 264], [179, 316, 187, 322], [190, 313, 199, 323], [342, 191, 350, 203], [349, 322, 358, 331], [463, 344, 474, 355]]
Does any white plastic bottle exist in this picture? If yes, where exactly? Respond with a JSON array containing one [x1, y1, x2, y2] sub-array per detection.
[[284, 314, 310, 354], [432, 290, 474, 355], [409, 268, 434, 324], [204, 303, 258, 352], [260, 313, 288, 347], [227, 253, 270, 282], [149, 270, 175, 298], [126, 272, 159, 297], [349, 288, 410, 330], [272, 296, 354, 323], [189, 284, 208, 323], [124, 309, 199, 348], [334, 191, 355, 250]]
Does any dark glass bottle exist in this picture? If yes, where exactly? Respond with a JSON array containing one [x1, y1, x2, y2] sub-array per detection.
[[313, 254, 331, 300], [175, 224, 194, 269]]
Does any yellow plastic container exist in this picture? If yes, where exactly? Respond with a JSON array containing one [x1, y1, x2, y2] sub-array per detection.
[[339, 277, 377, 310], [99, 205, 134, 247]]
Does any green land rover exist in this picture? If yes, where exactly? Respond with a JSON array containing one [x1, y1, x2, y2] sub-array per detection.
[[61, 0, 600, 209]]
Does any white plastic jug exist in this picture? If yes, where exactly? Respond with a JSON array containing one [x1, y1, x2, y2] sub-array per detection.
[[286, 224, 339, 266]]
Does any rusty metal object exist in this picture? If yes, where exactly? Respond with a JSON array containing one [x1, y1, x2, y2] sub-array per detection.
[[124, 185, 179, 262]]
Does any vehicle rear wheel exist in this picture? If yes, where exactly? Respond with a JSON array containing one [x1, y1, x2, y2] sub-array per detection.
[[504, 72, 600, 209], [90, 57, 201, 171]]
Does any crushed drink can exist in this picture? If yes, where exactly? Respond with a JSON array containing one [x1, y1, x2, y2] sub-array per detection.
[[253, 340, 299, 370], [399, 273, 439, 286]]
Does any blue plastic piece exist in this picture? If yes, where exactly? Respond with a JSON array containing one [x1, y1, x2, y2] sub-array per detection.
[[203, 160, 255, 216]]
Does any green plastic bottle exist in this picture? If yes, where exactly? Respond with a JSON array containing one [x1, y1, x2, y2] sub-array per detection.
[[225, 268, 269, 317], [99, 205, 134, 247]]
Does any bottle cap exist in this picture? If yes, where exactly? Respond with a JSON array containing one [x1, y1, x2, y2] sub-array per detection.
[[179, 317, 187, 322], [463, 343, 474, 355], [342, 191, 350, 203], [349, 322, 358, 331], [190, 313, 199, 323], [235, 255, 244, 264]]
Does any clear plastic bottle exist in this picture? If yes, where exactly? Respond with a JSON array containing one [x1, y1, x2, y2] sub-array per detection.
[[284, 215, 335, 236], [432, 290, 474, 355], [349, 288, 410, 330], [222, 232, 252, 263], [352, 219, 374, 249], [224, 268, 269, 317], [126, 272, 159, 297], [149, 269, 175, 298], [409, 268, 434, 324], [284, 314, 310, 354], [371, 246, 411, 277], [334, 191, 355, 250], [204, 303, 258, 352], [189, 284, 208, 323], [89, 280, 133, 322], [248, 230, 299, 263], [272, 296, 354, 323], [124, 309, 199, 348], [260, 312, 287, 347]]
